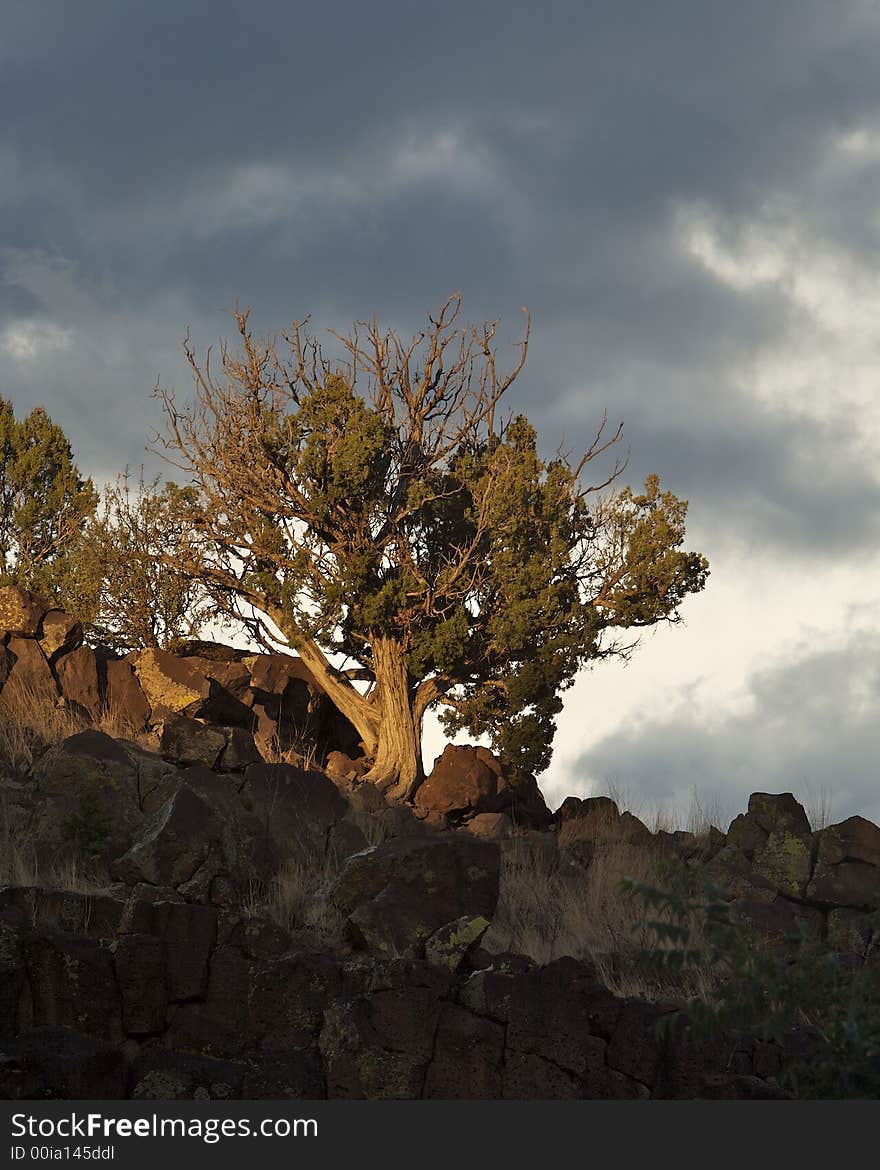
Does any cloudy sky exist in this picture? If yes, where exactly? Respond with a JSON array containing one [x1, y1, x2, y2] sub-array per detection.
[[3, 0, 880, 825]]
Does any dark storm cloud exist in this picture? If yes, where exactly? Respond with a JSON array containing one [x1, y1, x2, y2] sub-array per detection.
[[2, 0, 880, 542], [571, 629, 880, 827]]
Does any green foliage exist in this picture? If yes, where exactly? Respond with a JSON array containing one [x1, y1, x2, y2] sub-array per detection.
[[65, 471, 212, 652], [61, 790, 112, 857], [158, 300, 709, 781], [626, 866, 880, 1098], [0, 396, 98, 602]]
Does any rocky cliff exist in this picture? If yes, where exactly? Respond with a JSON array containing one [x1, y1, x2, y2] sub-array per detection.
[[1, 587, 878, 1099]]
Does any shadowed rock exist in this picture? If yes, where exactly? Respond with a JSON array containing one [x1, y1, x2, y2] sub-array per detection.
[[56, 645, 102, 720], [726, 792, 813, 899], [160, 714, 227, 770], [329, 835, 500, 958], [103, 657, 152, 730], [113, 785, 222, 888], [808, 817, 880, 910], [4, 636, 58, 705]]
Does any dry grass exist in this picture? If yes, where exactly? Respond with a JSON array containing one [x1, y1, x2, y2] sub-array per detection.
[[0, 797, 108, 894], [490, 782, 731, 1001], [598, 780, 730, 838], [486, 834, 663, 962], [345, 805, 391, 848], [256, 733, 323, 772], [0, 681, 154, 776], [243, 852, 347, 949], [0, 682, 83, 774], [803, 783, 835, 832], [485, 807, 724, 1004]]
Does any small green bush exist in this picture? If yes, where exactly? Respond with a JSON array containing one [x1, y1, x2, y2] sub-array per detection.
[[61, 791, 112, 857], [625, 865, 880, 1099]]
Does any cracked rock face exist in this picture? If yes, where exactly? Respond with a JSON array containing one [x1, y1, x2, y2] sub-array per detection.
[[0, 889, 792, 1101]]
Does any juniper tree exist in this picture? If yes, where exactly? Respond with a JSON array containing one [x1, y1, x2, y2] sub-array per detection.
[[0, 396, 98, 602], [155, 296, 708, 797], [66, 471, 212, 653]]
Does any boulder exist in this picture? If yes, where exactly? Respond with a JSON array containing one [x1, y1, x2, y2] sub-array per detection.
[[329, 834, 500, 958], [425, 915, 491, 973], [0, 585, 49, 636], [424, 1003, 504, 1098], [130, 647, 212, 719], [3, 636, 59, 705], [556, 796, 651, 848], [241, 761, 361, 868], [502, 956, 656, 1097], [241, 1051, 325, 1099], [414, 745, 551, 827], [129, 1049, 246, 1100], [103, 657, 152, 730], [0, 1027, 129, 1099], [462, 812, 515, 840], [606, 999, 667, 1090], [457, 958, 533, 1023], [160, 714, 227, 769], [245, 653, 362, 761], [30, 730, 144, 863], [320, 983, 444, 1099], [246, 652, 316, 695], [37, 609, 83, 661], [815, 816, 880, 869], [506, 957, 622, 1078], [808, 813, 880, 906], [150, 901, 218, 1001], [826, 908, 878, 961], [703, 844, 779, 904], [324, 751, 370, 786], [218, 727, 263, 772], [166, 944, 251, 1059], [502, 1050, 582, 1099], [25, 932, 123, 1041], [112, 784, 222, 889], [56, 645, 102, 719], [726, 793, 812, 898], [186, 676, 255, 728], [807, 859, 880, 909], [659, 826, 726, 862], [248, 949, 342, 1051], [169, 641, 252, 663], [114, 933, 168, 1035], [556, 794, 620, 829], [732, 897, 823, 941]]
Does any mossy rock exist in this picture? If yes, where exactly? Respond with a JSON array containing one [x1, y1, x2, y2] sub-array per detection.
[[329, 835, 500, 959], [425, 915, 490, 972], [753, 830, 812, 898]]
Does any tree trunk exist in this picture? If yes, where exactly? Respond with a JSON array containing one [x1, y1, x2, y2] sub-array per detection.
[[365, 635, 423, 801], [292, 636, 379, 755]]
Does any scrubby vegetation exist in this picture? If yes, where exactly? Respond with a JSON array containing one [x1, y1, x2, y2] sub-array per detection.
[[628, 868, 880, 1098]]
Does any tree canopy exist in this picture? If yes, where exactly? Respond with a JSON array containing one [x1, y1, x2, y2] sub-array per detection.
[[0, 396, 98, 603], [66, 471, 212, 653], [155, 295, 709, 795]]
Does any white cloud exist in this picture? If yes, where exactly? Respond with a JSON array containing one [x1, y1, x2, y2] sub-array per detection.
[[539, 541, 880, 814], [0, 319, 74, 361], [675, 198, 880, 444]]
